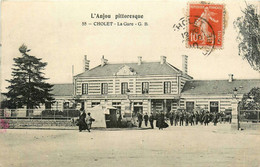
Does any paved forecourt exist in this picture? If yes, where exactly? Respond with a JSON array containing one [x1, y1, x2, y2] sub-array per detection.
[[0, 124, 259, 167]]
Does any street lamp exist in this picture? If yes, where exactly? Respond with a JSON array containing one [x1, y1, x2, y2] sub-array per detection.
[[233, 87, 238, 98], [126, 89, 131, 118], [233, 87, 240, 130]]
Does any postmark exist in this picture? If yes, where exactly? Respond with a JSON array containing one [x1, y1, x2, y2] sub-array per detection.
[[188, 3, 224, 49]]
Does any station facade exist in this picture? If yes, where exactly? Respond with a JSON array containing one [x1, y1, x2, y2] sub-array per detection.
[[49, 55, 260, 115]]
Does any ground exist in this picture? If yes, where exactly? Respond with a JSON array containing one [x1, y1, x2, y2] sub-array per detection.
[[0, 123, 259, 167]]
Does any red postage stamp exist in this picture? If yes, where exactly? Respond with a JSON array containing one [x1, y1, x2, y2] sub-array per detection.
[[188, 3, 224, 49]]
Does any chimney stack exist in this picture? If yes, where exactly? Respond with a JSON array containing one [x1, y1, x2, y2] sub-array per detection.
[[182, 55, 188, 75], [84, 55, 90, 71], [101, 55, 108, 67], [228, 74, 233, 82], [138, 56, 142, 65], [160, 56, 166, 64]]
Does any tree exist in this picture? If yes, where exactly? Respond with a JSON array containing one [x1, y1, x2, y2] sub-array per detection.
[[234, 3, 260, 72], [240, 87, 260, 110], [5, 44, 55, 116]]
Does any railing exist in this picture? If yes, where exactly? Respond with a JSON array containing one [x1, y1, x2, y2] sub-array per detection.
[[0, 109, 80, 120], [239, 110, 260, 123]]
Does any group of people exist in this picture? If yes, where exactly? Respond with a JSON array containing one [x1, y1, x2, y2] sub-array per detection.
[[136, 111, 169, 130], [135, 109, 232, 129], [167, 110, 232, 126], [77, 110, 95, 132]]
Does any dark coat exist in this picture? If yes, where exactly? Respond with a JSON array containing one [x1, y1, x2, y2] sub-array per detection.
[[157, 113, 168, 129], [138, 113, 143, 122], [144, 114, 149, 122], [78, 112, 88, 130], [149, 115, 154, 122]]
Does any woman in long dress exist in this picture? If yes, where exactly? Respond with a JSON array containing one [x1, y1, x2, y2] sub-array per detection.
[[78, 110, 88, 132]]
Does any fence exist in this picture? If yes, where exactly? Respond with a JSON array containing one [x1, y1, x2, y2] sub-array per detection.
[[0, 109, 81, 120], [239, 110, 260, 123]]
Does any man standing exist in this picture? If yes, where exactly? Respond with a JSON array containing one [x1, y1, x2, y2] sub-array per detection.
[[137, 112, 143, 128], [189, 112, 195, 126], [179, 110, 184, 126], [144, 113, 149, 127], [203, 112, 210, 126], [174, 111, 179, 126], [116, 111, 122, 128], [169, 110, 174, 126], [149, 114, 154, 129], [86, 112, 95, 132], [185, 112, 189, 126], [213, 112, 218, 126]]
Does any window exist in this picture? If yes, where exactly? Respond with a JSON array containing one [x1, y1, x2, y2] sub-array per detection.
[[112, 102, 121, 106], [186, 101, 195, 113], [210, 101, 219, 113], [121, 82, 128, 94], [142, 82, 149, 94], [91, 102, 100, 107], [82, 83, 88, 95], [134, 102, 143, 106], [164, 81, 171, 94], [112, 102, 121, 112], [101, 83, 108, 94]]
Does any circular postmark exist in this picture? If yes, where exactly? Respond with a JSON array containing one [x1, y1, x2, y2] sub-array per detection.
[[187, 15, 216, 56]]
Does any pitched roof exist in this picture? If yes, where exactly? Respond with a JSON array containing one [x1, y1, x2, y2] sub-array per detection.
[[51, 84, 73, 96], [181, 79, 260, 95], [75, 62, 192, 78]]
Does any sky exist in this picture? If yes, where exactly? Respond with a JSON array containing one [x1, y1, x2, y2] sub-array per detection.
[[1, 0, 259, 92]]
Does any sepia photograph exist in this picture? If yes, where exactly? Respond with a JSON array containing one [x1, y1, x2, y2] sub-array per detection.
[[0, 0, 259, 166]]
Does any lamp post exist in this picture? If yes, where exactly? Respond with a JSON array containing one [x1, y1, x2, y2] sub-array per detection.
[[233, 87, 240, 130], [126, 89, 132, 118]]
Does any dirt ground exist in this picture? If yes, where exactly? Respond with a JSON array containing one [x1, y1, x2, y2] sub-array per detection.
[[0, 124, 259, 167]]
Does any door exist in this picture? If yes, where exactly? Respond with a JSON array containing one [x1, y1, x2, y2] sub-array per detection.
[[186, 101, 195, 113], [105, 109, 118, 128], [210, 101, 219, 113]]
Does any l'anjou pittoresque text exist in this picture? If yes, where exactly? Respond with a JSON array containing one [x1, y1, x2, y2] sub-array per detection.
[[82, 13, 148, 27]]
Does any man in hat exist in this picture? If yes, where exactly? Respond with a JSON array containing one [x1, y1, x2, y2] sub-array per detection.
[[137, 112, 143, 128], [144, 113, 149, 127], [169, 110, 174, 126], [149, 113, 154, 129], [179, 110, 184, 126]]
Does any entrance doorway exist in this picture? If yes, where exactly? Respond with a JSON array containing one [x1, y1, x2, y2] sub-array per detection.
[[210, 101, 219, 113], [133, 106, 143, 116], [105, 109, 118, 128], [186, 101, 195, 113]]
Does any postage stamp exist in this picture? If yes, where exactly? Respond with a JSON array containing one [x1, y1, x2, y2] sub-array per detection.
[[188, 3, 224, 49]]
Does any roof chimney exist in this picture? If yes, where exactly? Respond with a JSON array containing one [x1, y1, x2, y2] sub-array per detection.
[[182, 55, 188, 75], [228, 74, 233, 82], [84, 55, 90, 71], [160, 56, 166, 64], [101, 55, 108, 67], [138, 56, 142, 65]]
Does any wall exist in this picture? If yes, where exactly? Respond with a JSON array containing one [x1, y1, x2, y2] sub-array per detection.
[[181, 95, 237, 112]]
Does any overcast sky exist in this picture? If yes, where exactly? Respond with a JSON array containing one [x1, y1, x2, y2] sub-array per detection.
[[1, 0, 259, 92]]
